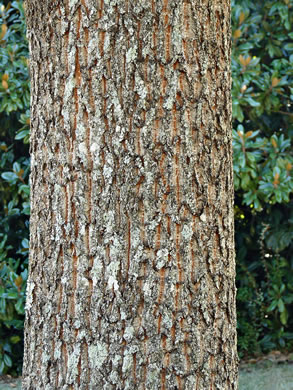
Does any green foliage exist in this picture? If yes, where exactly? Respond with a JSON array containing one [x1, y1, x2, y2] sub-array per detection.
[[0, 0, 29, 375], [232, 0, 293, 358], [0, 0, 292, 376], [233, 128, 292, 208], [0, 1, 29, 113], [236, 206, 293, 356], [0, 235, 27, 375]]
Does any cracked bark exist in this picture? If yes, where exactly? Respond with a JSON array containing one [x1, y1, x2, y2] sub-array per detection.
[[23, 0, 238, 389]]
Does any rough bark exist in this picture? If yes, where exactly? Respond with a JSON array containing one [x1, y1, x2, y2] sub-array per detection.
[[23, 0, 238, 389]]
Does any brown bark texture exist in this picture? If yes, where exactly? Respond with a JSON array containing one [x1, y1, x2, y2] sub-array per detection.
[[22, 0, 238, 389]]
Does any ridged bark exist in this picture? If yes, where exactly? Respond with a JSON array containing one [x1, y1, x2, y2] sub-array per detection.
[[23, 0, 238, 389]]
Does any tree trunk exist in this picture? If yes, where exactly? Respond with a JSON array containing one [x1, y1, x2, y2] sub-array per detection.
[[23, 0, 238, 389]]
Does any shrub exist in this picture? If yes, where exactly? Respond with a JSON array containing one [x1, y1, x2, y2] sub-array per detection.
[[232, 0, 293, 357], [0, 0, 29, 375]]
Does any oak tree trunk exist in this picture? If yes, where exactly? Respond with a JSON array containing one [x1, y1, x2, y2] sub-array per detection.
[[23, 0, 238, 389]]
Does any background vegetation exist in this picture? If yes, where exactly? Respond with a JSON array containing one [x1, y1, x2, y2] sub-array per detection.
[[0, 0, 292, 376], [231, 0, 293, 357]]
